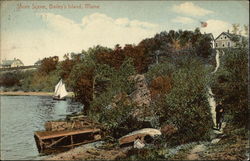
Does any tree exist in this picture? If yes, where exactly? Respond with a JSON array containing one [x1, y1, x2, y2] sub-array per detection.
[[0, 72, 20, 87], [69, 63, 94, 113], [232, 24, 240, 35], [95, 44, 124, 69], [89, 58, 136, 133], [149, 75, 172, 99], [38, 56, 59, 75], [123, 44, 151, 73], [243, 24, 249, 36]]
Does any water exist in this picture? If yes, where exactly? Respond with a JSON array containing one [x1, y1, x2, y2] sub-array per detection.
[[0, 96, 83, 160]]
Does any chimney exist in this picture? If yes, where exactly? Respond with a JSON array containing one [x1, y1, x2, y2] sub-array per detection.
[[227, 30, 229, 33]]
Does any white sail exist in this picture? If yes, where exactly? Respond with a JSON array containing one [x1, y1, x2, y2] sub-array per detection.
[[54, 79, 62, 97], [59, 84, 68, 99], [54, 79, 68, 99]]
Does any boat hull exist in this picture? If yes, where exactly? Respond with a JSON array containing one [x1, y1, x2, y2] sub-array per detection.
[[53, 96, 66, 101], [34, 128, 102, 154]]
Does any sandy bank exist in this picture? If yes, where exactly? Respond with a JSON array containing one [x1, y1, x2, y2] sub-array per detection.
[[45, 142, 130, 160], [0, 91, 74, 97]]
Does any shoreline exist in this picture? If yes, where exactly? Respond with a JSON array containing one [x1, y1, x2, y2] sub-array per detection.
[[45, 141, 129, 160], [0, 91, 74, 97]]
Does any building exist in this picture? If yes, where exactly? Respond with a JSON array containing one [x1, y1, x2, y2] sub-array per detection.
[[214, 30, 243, 48], [205, 33, 215, 49], [34, 59, 42, 66], [0, 58, 24, 68]]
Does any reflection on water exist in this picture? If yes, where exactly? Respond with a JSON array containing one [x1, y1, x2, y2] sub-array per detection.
[[0, 96, 83, 160]]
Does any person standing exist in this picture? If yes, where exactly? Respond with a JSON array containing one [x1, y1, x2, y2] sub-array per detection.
[[215, 101, 224, 130]]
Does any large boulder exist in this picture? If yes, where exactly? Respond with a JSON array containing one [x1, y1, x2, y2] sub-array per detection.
[[130, 74, 151, 107]]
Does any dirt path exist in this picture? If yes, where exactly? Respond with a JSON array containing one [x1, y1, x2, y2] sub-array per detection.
[[46, 147, 128, 160], [187, 50, 226, 160], [186, 121, 227, 160], [186, 144, 206, 160]]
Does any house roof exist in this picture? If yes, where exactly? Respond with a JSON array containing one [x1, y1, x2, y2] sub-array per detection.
[[1, 60, 15, 66], [1, 59, 23, 66], [215, 32, 242, 41]]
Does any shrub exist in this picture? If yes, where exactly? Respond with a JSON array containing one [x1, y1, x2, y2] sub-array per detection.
[[213, 48, 248, 127], [0, 72, 20, 87], [154, 56, 212, 145]]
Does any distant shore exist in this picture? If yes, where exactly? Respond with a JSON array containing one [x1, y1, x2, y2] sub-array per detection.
[[0, 91, 74, 97]]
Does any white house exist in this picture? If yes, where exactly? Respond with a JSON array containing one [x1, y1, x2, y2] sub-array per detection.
[[0, 58, 24, 68], [215, 30, 243, 48]]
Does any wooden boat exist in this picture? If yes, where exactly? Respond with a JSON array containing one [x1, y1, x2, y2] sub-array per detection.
[[34, 115, 103, 154], [52, 96, 66, 101], [53, 79, 68, 100], [118, 128, 161, 146], [34, 128, 102, 154]]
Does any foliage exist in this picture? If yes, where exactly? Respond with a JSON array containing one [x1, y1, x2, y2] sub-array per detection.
[[0, 70, 37, 91], [38, 56, 59, 75], [96, 44, 151, 73], [145, 62, 176, 83], [123, 44, 151, 73], [213, 48, 248, 127], [95, 44, 125, 70], [30, 70, 60, 92], [68, 58, 95, 113], [89, 58, 136, 132], [149, 76, 172, 100], [153, 56, 212, 145], [139, 28, 213, 65], [0, 72, 21, 87]]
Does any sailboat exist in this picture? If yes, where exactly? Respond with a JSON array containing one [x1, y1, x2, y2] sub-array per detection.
[[53, 79, 68, 100]]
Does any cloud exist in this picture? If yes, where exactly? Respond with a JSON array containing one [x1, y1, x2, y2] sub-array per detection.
[[171, 16, 194, 24], [200, 19, 232, 38], [172, 2, 213, 17], [80, 13, 158, 29], [2, 13, 160, 65]]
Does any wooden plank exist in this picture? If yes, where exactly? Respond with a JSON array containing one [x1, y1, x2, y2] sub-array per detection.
[[34, 128, 101, 140], [47, 136, 68, 148], [58, 138, 101, 148], [71, 135, 73, 149]]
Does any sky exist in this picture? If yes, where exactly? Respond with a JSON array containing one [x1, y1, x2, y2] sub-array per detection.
[[1, 0, 249, 65]]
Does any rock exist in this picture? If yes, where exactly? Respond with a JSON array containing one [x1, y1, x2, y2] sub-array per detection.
[[130, 74, 151, 108], [134, 139, 145, 149], [109, 74, 152, 119], [211, 138, 221, 144]]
